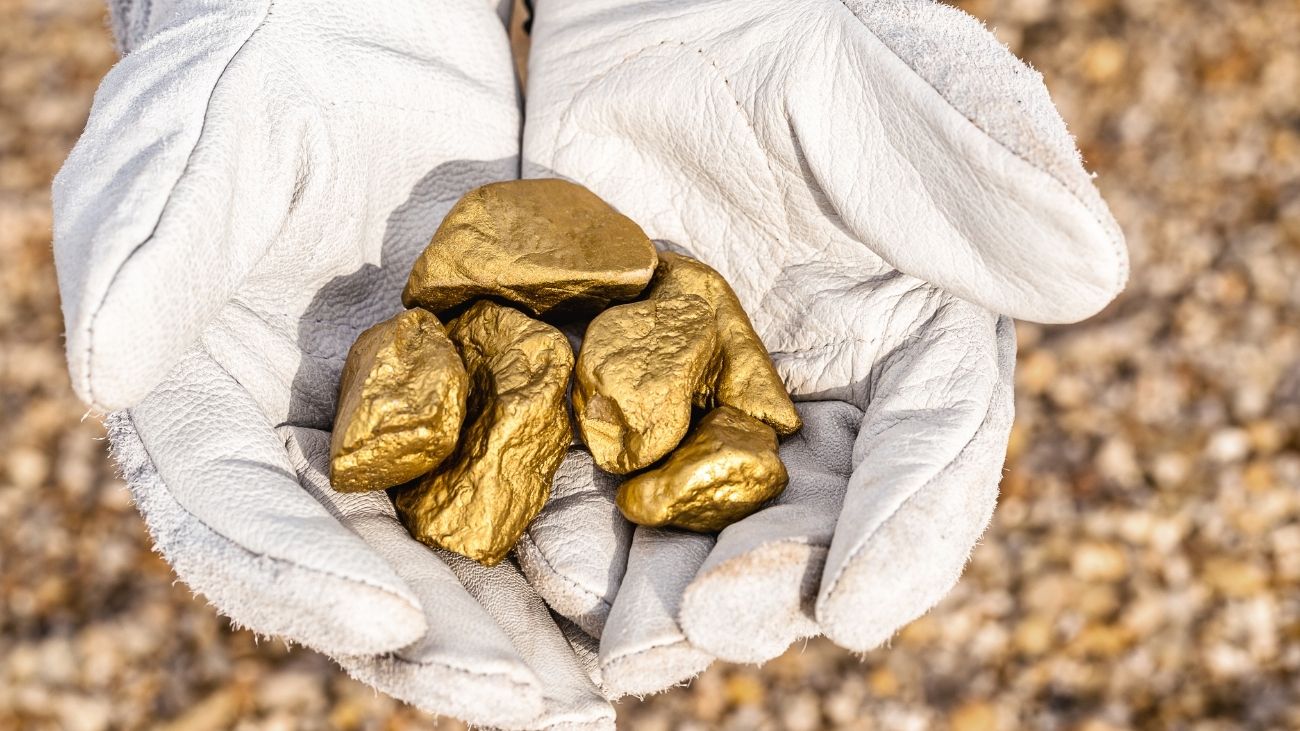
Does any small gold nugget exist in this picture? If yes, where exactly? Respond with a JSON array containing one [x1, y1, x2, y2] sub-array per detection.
[[617, 406, 788, 532], [395, 301, 573, 565], [403, 179, 658, 318], [573, 295, 721, 474], [648, 252, 802, 436], [330, 309, 468, 493]]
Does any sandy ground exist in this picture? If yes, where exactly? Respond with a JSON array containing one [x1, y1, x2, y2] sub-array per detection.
[[1, 0, 1298, 729]]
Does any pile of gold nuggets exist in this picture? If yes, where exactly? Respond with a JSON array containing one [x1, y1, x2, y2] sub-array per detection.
[[329, 179, 802, 565]]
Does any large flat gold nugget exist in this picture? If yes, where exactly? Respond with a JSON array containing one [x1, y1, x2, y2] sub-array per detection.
[[395, 301, 573, 565], [574, 295, 720, 474], [402, 179, 658, 318], [617, 406, 788, 532], [330, 309, 468, 493], [648, 252, 802, 436]]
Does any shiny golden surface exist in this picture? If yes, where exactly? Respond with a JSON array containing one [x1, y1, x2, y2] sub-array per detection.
[[329, 309, 468, 493], [573, 294, 721, 474], [402, 178, 658, 318], [573, 250, 801, 473], [648, 252, 802, 436], [394, 301, 573, 565], [617, 406, 788, 532]]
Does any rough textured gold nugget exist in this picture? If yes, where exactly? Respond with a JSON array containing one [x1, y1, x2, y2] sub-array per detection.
[[648, 251, 802, 436], [394, 301, 573, 565], [574, 251, 801, 474], [617, 406, 789, 532], [402, 178, 659, 318], [330, 308, 468, 493], [573, 294, 721, 474]]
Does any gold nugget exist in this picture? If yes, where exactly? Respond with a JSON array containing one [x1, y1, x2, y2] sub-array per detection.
[[574, 251, 801, 473], [648, 252, 802, 436], [403, 179, 658, 318], [330, 309, 468, 493], [395, 301, 573, 565], [617, 406, 788, 532], [573, 295, 721, 474]]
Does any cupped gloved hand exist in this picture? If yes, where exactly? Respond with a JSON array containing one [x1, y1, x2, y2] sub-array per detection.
[[515, 0, 1129, 697], [54, 0, 613, 727]]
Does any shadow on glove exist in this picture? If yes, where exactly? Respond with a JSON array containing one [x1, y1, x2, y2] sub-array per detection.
[[283, 160, 515, 431]]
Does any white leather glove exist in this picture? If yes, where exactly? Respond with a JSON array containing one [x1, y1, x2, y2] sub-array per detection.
[[55, 1, 612, 727], [515, 0, 1129, 697]]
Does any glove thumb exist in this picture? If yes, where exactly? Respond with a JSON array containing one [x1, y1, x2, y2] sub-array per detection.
[[54, 1, 300, 410], [790, 0, 1128, 324]]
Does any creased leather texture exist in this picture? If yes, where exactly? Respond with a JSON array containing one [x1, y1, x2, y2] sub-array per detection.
[[517, 448, 631, 637], [57, 0, 617, 727], [55, 0, 522, 415], [520, 0, 1125, 698]]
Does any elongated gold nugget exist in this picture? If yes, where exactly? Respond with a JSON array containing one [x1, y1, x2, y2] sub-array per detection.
[[330, 308, 468, 493], [403, 179, 658, 318], [617, 406, 788, 532], [573, 294, 721, 474], [648, 252, 802, 436], [395, 301, 574, 565]]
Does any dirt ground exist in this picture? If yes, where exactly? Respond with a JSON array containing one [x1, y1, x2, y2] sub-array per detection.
[[1, 0, 1298, 729]]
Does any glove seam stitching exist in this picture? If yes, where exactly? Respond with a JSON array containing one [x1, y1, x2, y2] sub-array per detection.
[[770, 337, 873, 358], [361, 652, 539, 688], [601, 638, 706, 676], [832, 0, 1126, 297], [517, 534, 614, 614]]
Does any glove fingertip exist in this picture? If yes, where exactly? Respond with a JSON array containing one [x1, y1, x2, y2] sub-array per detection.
[[812, 469, 999, 654], [516, 532, 615, 637], [679, 541, 823, 664], [599, 641, 712, 700], [814, 317, 1015, 653]]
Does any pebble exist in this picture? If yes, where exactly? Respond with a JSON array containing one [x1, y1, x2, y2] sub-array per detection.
[[1072, 542, 1129, 583], [1206, 428, 1252, 463]]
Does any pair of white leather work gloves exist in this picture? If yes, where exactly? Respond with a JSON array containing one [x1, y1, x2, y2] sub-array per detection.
[[54, 0, 1127, 728]]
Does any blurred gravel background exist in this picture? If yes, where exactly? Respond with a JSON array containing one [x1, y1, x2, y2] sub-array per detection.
[[2, 0, 1298, 729]]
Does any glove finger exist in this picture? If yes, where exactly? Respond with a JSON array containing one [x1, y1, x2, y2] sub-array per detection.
[[815, 311, 1016, 651], [281, 426, 546, 729], [598, 527, 714, 699], [448, 555, 616, 730], [678, 400, 860, 663], [54, 2, 305, 411], [790, 0, 1126, 323], [114, 348, 426, 656], [517, 447, 632, 637], [283, 424, 612, 730]]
